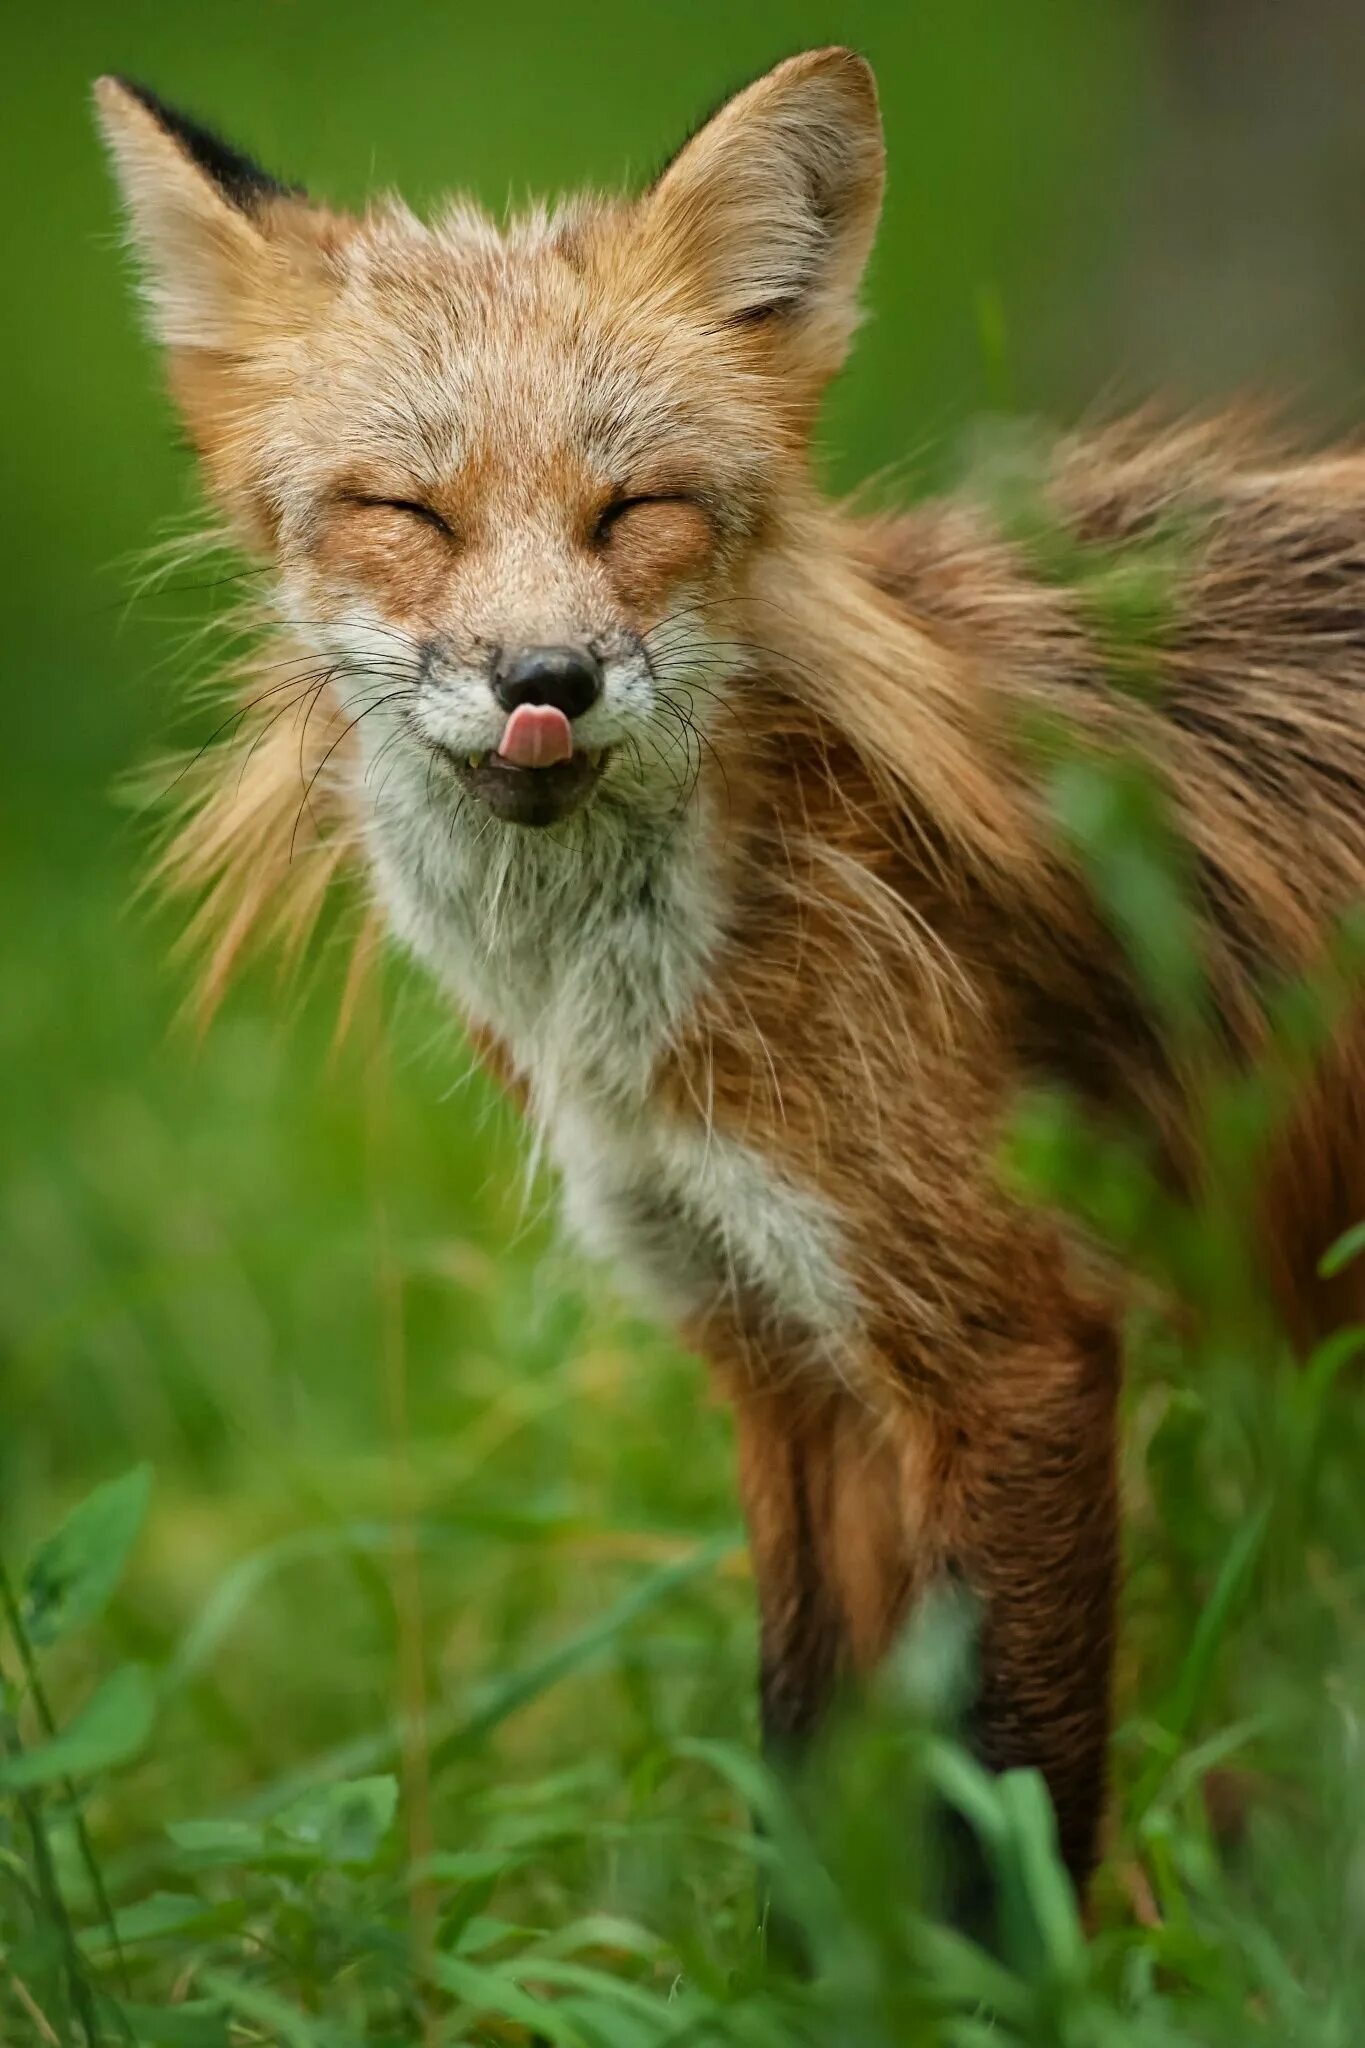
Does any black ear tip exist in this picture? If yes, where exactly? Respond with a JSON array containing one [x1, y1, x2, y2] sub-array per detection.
[[106, 73, 168, 116], [102, 76, 302, 215]]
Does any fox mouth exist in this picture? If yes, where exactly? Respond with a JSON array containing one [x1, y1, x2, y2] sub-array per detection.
[[439, 744, 610, 827]]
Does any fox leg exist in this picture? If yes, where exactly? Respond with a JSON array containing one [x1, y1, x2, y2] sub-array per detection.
[[731, 1334, 1120, 1900], [732, 1382, 928, 1755], [950, 1334, 1121, 1891]]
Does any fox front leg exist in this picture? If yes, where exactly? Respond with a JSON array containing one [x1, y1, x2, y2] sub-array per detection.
[[730, 1344, 1120, 1919]]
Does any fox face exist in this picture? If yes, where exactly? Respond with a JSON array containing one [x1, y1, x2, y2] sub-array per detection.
[[96, 55, 884, 835]]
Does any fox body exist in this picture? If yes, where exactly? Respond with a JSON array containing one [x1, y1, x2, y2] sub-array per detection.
[[97, 52, 1365, 1898]]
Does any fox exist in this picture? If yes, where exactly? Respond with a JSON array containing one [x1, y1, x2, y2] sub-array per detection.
[[94, 47, 1365, 1909]]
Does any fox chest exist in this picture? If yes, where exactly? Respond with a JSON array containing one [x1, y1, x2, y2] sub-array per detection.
[[374, 800, 858, 1354], [543, 1093, 859, 1357]]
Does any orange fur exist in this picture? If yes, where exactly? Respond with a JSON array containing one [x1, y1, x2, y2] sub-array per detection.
[[97, 53, 1365, 1910]]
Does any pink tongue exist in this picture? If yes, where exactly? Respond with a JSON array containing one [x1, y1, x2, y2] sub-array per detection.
[[497, 703, 574, 768]]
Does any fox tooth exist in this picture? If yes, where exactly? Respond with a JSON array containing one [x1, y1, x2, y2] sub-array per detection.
[[467, 753, 482, 768]]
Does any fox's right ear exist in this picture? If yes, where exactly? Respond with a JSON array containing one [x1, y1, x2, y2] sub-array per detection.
[[93, 77, 337, 355], [94, 80, 348, 540]]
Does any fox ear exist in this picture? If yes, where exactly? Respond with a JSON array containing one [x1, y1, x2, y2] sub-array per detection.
[[645, 48, 884, 379], [93, 77, 332, 353]]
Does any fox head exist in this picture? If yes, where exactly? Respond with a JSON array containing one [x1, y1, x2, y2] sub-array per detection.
[[96, 53, 883, 846]]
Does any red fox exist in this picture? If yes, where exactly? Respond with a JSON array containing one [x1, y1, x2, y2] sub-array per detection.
[[95, 49, 1365, 1902]]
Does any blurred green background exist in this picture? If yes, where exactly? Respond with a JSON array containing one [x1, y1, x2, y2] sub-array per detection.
[[4, 0, 1365, 1932]]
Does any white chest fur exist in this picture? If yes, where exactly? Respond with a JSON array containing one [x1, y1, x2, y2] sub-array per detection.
[[365, 766, 859, 1356], [546, 1094, 860, 1352]]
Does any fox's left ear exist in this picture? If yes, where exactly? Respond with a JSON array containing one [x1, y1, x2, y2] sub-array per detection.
[[645, 48, 884, 386]]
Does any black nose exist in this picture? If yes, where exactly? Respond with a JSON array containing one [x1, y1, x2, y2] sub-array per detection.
[[491, 644, 602, 719]]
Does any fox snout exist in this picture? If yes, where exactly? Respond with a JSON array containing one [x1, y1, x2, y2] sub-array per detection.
[[410, 636, 615, 829], [489, 646, 603, 775], [491, 644, 603, 721]]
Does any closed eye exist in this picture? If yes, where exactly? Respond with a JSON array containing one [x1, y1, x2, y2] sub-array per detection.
[[348, 494, 453, 535], [594, 492, 696, 544]]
